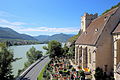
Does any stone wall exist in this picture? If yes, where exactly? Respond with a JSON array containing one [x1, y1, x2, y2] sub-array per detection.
[[113, 35, 120, 80], [81, 13, 98, 32]]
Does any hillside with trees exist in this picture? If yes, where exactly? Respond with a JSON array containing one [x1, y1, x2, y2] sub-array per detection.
[[34, 33, 74, 43]]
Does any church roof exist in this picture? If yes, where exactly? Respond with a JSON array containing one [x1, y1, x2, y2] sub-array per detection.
[[75, 8, 118, 45], [113, 23, 120, 34]]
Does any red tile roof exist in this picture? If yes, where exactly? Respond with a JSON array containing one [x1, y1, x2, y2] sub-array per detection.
[[75, 8, 118, 45]]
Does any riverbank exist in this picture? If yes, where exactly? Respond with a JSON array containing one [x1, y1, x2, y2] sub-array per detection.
[[10, 43, 65, 77], [0, 39, 42, 46], [10, 44, 47, 77]]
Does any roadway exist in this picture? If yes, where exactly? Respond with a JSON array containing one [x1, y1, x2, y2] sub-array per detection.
[[18, 56, 51, 80]]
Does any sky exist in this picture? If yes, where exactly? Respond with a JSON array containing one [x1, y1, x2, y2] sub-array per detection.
[[0, 0, 119, 36]]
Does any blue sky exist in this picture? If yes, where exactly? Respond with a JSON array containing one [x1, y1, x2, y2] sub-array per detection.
[[0, 0, 119, 36]]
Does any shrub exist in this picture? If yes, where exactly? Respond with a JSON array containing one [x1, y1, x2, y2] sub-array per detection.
[[72, 68, 76, 72], [69, 65, 73, 69], [94, 67, 103, 80], [79, 70, 85, 77], [59, 70, 63, 74], [78, 66, 82, 69]]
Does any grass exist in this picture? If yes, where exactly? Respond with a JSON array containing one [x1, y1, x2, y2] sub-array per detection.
[[37, 64, 48, 80]]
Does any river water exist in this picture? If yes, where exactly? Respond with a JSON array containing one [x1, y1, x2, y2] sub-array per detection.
[[9, 44, 47, 76]]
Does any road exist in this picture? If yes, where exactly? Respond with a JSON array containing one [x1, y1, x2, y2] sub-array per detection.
[[19, 56, 51, 80]]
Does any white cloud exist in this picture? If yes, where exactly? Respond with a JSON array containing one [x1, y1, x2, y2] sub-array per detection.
[[0, 11, 79, 35], [0, 19, 27, 26], [0, 19, 28, 31], [19, 27, 79, 33], [0, 18, 79, 35]]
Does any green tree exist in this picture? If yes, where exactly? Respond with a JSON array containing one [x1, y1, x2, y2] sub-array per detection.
[[18, 47, 43, 75], [63, 44, 69, 56], [0, 43, 17, 80], [25, 47, 43, 67], [43, 40, 63, 58], [68, 30, 81, 43], [68, 44, 75, 59]]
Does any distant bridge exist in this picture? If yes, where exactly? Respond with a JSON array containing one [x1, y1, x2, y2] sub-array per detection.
[[16, 56, 51, 80]]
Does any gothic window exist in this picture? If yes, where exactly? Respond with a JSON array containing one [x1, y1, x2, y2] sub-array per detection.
[[84, 47, 88, 64], [117, 39, 120, 65], [89, 51, 91, 63]]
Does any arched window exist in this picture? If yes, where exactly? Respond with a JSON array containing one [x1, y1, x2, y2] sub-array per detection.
[[117, 39, 120, 65], [89, 51, 91, 63]]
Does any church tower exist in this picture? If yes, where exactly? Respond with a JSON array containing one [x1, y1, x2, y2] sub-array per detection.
[[81, 13, 98, 32]]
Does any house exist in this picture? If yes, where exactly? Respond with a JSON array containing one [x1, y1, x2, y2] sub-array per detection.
[[75, 6, 120, 80]]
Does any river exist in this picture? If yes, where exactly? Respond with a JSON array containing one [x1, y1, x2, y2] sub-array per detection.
[[9, 44, 47, 76]]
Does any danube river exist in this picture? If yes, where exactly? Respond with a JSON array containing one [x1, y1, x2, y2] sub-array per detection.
[[9, 44, 47, 76]]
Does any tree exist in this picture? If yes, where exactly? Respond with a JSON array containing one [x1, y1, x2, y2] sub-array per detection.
[[0, 43, 17, 80], [18, 47, 43, 75], [63, 44, 69, 56], [68, 44, 75, 59], [43, 40, 63, 58], [68, 29, 82, 43], [25, 47, 43, 66]]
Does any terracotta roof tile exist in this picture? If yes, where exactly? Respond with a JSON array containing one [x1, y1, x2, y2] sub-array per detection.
[[75, 8, 118, 45]]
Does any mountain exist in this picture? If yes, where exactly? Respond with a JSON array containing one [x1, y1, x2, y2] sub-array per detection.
[[34, 35, 50, 42], [0, 27, 37, 40], [50, 33, 74, 42], [34, 33, 74, 42]]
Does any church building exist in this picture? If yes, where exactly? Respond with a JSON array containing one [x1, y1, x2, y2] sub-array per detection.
[[75, 6, 120, 80]]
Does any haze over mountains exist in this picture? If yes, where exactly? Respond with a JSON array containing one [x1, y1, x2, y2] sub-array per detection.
[[34, 33, 74, 42], [0, 27, 74, 42]]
